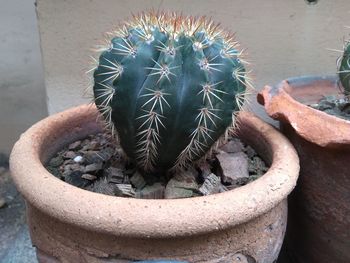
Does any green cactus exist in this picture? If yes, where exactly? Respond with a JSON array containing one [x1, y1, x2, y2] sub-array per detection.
[[92, 13, 251, 172], [338, 40, 350, 94]]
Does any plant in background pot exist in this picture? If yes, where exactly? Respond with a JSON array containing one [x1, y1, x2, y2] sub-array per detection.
[[10, 12, 299, 263], [258, 38, 350, 263]]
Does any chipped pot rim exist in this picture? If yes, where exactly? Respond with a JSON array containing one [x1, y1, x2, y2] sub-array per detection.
[[10, 104, 299, 238], [258, 75, 350, 148]]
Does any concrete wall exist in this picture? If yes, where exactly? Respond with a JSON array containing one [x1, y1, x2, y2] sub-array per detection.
[[36, 0, 349, 118], [0, 0, 48, 154]]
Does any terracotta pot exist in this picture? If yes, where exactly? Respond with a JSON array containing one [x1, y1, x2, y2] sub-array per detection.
[[258, 75, 350, 263], [10, 104, 299, 263]]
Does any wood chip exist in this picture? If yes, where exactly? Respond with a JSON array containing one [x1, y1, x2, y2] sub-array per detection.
[[130, 172, 146, 189], [220, 138, 244, 153], [81, 174, 97, 181], [217, 151, 249, 185], [115, 184, 135, 197], [84, 163, 103, 173], [68, 140, 81, 150], [199, 173, 222, 195], [104, 167, 124, 184], [136, 183, 164, 199]]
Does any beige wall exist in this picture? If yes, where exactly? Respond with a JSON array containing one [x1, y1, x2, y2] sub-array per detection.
[[37, 0, 349, 119], [0, 0, 47, 154]]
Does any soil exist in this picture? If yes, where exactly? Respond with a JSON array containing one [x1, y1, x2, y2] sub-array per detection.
[[46, 133, 268, 199], [309, 95, 350, 120]]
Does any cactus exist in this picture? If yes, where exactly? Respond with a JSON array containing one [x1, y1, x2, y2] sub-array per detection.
[[91, 12, 251, 172], [338, 40, 350, 94]]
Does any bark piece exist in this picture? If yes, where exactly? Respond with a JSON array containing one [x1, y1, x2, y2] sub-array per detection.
[[68, 140, 81, 150], [48, 156, 63, 167], [65, 171, 91, 188], [199, 173, 222, 195], [115, 184, 135, 197], [217, 151, 249, 185], [249, 156, 268, 176], [63, 151, 76, 159], [90, 177, 115, 196], [136, 183, 165, 199], [220, 138, 244, 153], [104, 167, 124, 184], [164, 178, 195, 199], [84, 162, 103, 173], [130, 172, 146, 189], [81, 174, 97, 181]]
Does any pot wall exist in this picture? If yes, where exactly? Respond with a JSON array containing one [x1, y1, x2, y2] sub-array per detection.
[[10, 105, 299, 263], [281, 124, 350, 263], [30, 200, 287, 263]]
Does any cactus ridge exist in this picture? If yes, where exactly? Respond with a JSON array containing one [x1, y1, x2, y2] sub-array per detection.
[[338, 39, 350, 94], [91, 12, 252, 172]]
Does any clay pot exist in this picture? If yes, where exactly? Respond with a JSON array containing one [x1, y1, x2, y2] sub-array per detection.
[[258, 75, 350, 263], [10, 105, 299, 263]]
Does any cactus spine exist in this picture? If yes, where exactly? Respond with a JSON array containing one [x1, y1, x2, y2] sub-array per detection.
[[338, 40, 350, 94], [92, 12, 251, 172]]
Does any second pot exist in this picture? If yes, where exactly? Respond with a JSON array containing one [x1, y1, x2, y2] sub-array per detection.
[[258, 75, 350, 263]]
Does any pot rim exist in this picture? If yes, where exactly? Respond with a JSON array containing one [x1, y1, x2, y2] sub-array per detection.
[[258, 75, 350, 148], [10, 104, 299, 238]]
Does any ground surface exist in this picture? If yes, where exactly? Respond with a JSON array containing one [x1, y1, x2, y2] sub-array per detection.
[[0, 158, 37, 263]]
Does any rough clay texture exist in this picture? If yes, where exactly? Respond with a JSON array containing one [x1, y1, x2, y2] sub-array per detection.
[[10, 105, 299, 263], [30, 200, 287, 263], [258, 75, 350, 263]]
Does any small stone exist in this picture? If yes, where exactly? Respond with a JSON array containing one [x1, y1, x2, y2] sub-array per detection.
[[63, 151, 76, 159], [130, 172, 146, 189], [81, 174, 97, 181], [136, 183, 165, 199], [68, 140, 81, 150], [73, 155, 84, 163], [65, 171, 91, 188], [84, 162, 103, 173], [199, 173, 222, 195], [48, 156, 64, 167], [115, 184, 135, 197], [104, 167, 124, 183], [217, 151, 249, 185], [220, 138, 244, 153], [0, 197, 6, 208]]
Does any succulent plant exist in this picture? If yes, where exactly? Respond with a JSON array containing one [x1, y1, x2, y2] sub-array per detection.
[[91, 12, 251, 172], [338, 40, 350, 94]]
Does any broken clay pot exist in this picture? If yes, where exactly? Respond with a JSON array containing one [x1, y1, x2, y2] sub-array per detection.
[[10, 104, 299, 262], [258, 75, 350, 263]]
